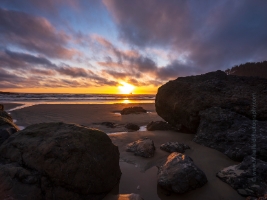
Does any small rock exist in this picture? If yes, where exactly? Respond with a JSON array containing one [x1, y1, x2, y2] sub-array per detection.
[[158, 152, 207, 193], [101, 121, 116, 128], [125, 123, 140, 131], [160, 142, 190, 153], [126, 138, 155, 158], [117, 193, 144, 200], [120, 107, 147, 115], [146, 121, 174, 131], [0, 104, 3, 111]]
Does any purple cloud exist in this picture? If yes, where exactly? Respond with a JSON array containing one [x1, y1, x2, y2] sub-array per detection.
[[0, 8, 77, 59]]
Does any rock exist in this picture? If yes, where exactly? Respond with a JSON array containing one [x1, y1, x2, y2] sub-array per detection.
[[0, 104, 3, 110], [246, 194, 267, 200], [0, 122, 121, 200], [120, 107, 147, 115], [217, 156, 267, 198], [126, 138, 155, 158], [193, 107, 267, 161], [0, 116, 19, 145], [147, 121, 174, 131], [117, 193, 144, 200], [125, 123, 140, 131], [155, 70, 267, 133], [158, 152, 207, 193], [107, 193, 144, 200], [101, 121, 116, 128], [0, 109, 19, 146], [160, 142, 190, 153], [0, 110, 13, 122]]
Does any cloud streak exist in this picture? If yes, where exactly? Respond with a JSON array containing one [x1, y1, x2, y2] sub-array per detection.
[[0, 8, 77, 59]]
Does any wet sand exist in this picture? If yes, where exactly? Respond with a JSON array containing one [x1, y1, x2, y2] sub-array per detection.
[[106, 131, 245, 200], [8, 103, 162, 133], [2, 103, 245, 199]]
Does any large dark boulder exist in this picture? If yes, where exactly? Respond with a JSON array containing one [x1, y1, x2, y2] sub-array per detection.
[[157, 152, 207, 193], [0, 122, 121, 200], [120, 107, 147, 115], [217, 156, 267, 198], [126, 138, 155, 158], [155, 70, 267, 133], [193, 107, 267, 162]]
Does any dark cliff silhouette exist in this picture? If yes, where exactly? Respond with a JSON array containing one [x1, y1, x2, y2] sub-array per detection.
[[225, 61, 267, 79]]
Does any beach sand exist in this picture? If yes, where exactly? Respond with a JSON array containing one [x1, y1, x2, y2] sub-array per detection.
[[3, 103, 245, 200]]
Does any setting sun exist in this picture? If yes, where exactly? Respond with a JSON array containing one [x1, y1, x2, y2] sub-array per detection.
[[118, 82, 135, 94]]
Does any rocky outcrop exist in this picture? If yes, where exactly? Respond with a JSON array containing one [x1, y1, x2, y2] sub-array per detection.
[[146, 121, 175, 131], [0, 108, 19, 146], [160, 142, 190, 153], [121, 107, 147, 115], [125, 123, 140, 131], [0, 122, 121, 200], [217, 156, 267, 198], [157, 152, 207, 193], [193, 107, 267, 161], [155, 70, 267, 133], [126, 138, 155, 158]]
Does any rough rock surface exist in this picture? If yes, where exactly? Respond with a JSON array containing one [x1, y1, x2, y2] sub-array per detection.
[[147, 121, 174, 131], [121, 107, 147, 115], [0, 108, 19, 146], [125, 123, 140, 131], [126, 138, 155, 158], [0, 122, 121, 200], [193, 107, 267, 161], [158, 152, 207, 193], [160, 142, 190, 153], [217, 156, 267, 198], [246, 195, 267, 200], [155, 70, 267, 133]]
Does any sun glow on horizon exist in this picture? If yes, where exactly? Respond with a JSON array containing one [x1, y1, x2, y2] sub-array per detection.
[[118, 82, 135, 94]]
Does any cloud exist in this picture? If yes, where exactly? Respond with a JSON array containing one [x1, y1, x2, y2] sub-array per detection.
[[0, 8, 77, 59], [104, 0, 267, 72]]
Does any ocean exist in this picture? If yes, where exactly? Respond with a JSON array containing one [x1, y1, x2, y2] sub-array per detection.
[[0, 93, 155, 104]]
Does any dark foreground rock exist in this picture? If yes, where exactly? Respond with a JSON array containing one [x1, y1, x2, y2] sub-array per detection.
[[156, 70, 267, 133], [125, 123, 140, 131], [246, 195, 267, 200], [0, 108, 19, 146], [126, 138, 155, 158], [0, 122, 121, 200], [121, 106, 147, 115], [158, 152, 207, 193], [160, 142, 190, 153], [147, 121, 175, 131], [194, 107, 267, 161], [217, 156, 267, 198]]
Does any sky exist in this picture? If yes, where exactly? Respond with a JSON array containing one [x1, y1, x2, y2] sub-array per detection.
[[0, 0, 267, 94]]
